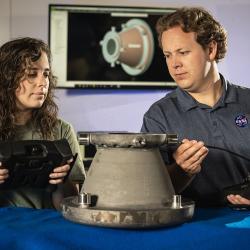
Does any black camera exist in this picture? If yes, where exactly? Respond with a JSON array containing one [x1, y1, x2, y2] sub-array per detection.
[[0, 139, 76, 189]]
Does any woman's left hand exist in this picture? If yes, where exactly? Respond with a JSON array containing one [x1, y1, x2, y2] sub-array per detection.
[[227, 194, 250, 205], [49, 158, 73, 184]]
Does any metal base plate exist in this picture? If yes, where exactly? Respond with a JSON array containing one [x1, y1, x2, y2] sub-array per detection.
[[61, 196, 195, 228]]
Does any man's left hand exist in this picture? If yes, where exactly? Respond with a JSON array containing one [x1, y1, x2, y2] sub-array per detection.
[[227, 194, 250, 205]]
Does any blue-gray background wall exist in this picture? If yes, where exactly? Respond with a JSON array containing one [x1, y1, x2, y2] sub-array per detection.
[[1, 0, 250, 132]]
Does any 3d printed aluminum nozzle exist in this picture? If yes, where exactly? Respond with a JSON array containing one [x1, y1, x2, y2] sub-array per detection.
[[61, 132, 194, 228]]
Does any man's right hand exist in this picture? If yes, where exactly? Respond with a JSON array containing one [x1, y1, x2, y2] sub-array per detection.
[[0, 162, 9, 184], [173, 139, 209, 175]]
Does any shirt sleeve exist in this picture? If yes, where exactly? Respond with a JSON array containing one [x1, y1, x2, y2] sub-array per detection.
[[141, 114, 167, 133], [141, 110, 172, 165], [59, 120, 86, 182]]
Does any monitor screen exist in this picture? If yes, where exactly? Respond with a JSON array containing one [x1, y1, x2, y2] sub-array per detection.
[[49, 5, 176, 89]]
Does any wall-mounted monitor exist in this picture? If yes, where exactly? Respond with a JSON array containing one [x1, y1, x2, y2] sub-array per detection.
[[49, 5, 176, 89]]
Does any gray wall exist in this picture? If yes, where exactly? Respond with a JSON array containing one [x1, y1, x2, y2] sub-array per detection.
[[1, 0, 250, 132]]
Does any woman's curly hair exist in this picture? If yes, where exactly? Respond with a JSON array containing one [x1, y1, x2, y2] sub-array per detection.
[[156, 7, 227, 62], [0, 37, 58, 140]]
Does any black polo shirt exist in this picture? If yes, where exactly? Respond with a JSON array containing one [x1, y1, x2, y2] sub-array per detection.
[[141, 74, 250, 206]]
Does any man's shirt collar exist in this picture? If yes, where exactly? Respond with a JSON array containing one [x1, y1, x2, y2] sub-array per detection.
[[176, 74, 237, 112]]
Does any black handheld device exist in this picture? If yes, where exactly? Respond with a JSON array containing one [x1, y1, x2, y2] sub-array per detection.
[[222, 176, 250, 210], [0, 139, 76, 189]]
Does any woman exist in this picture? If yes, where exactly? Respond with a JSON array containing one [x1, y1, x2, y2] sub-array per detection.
[[0, 37, 85, 209]]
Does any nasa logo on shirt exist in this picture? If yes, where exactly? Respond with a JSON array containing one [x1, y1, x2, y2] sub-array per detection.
[[235, 114, 248, 127]]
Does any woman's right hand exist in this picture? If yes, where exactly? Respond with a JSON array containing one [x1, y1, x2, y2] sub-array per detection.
[[0, 162, 9, 184]]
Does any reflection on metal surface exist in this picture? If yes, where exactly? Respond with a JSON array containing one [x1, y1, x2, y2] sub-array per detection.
[[172, 195, 182, 208], [78, 192, 91, 208], [61, 132, 195, 228]]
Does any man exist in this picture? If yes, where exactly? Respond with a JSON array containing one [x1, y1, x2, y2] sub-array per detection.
[[141, 7, 250, 206]]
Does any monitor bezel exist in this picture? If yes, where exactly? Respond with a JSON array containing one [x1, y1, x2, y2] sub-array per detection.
[[48, 4, 177, 89]]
